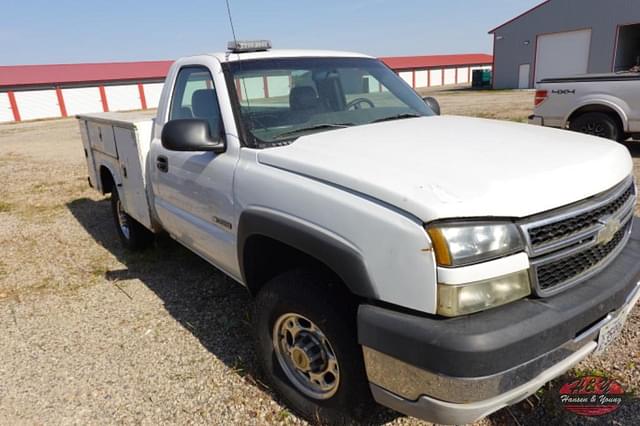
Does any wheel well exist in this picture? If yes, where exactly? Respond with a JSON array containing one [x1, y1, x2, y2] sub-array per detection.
[[568, 105, 625, 132], [99, 166, 115, 194], [242, 235, 353, 300]]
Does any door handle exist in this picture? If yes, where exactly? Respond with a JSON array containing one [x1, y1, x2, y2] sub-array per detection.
[[156, 155, 168, 173]]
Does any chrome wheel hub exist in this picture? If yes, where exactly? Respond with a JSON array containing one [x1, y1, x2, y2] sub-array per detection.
[[116, 199, 130, 240], [273, 313, 340, 400]]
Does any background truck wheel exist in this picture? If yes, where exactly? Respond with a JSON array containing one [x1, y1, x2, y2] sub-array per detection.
[[569, 112, 622, 142], [110, 189, 154, 250], [253, 270, 373, 424]]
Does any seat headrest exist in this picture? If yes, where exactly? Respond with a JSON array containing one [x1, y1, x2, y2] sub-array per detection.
[[192, 89, 219, 119], [289, 86, 320, 111], [191, 89, 222, 137]]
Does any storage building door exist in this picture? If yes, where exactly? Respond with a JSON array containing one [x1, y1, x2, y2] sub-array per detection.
[[535, 29, 591, 81], [518, 64, 531, 89]]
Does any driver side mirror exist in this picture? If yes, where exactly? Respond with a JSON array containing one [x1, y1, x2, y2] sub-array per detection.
[[161, 119, 225, 153], [423, 97, 441, 116]]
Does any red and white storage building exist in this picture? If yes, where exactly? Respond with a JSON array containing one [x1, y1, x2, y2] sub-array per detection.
[[380, 54, 493, 89], [0, 54, 492, 124]]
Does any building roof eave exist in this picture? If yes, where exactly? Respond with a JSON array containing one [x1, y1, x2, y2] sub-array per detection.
[[488, 0, 552, 34]]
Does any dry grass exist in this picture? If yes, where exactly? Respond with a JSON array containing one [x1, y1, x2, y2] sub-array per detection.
[[417, 86, 535, 122], [0, 90, 638, 425]]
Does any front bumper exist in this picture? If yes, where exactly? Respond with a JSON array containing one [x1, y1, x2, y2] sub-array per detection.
[[359, 218, 640, 425]]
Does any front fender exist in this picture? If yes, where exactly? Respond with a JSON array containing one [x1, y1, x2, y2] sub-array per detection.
[[237, 207, 377, 299]]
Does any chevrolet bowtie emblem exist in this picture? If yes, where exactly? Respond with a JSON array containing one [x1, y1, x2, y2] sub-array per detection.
[[596, 216, 622, 245]]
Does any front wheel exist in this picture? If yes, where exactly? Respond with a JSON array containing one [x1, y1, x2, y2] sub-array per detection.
[[569, 112, 623, 141], [253, 270, 373, 424], [110, 189, 154, 250]]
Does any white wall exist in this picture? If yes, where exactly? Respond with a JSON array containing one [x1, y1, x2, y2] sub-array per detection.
[[444, 68, 456, 85], [429, 69, 443, 86], [63, 87, 103, 115], [3, 80, 167, 123], [398, 71, 413, 87], [0, 93, 13, 122], [239, 77, 265, 100], [104, 84, 141, 112], [415, 70, 429, 88], [143, 83, 164, 108], [457, 67, 470, 84], [266, 76, 290, 97], [399, 65, 491, 88], [14, 90, 60, 121], [363, 75, 382, 92]]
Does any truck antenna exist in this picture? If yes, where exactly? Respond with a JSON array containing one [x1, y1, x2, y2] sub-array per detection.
[[225, 0, 239, 44]]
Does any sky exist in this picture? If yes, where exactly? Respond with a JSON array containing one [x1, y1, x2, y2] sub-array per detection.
[[1, 0, 542, 65]]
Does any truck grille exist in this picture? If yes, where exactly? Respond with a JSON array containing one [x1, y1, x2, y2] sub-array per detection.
[[521, 177, 636, 297], [528, 185, 634, 248], [534, 222, 630, 291]]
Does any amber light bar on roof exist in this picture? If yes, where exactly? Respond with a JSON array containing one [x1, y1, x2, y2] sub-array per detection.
[[227, 40, 272, 53]]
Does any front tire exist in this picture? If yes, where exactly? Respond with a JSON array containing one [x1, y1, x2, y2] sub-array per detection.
[[569, 112, 622, 141], [110, 189, 154, 250], [253, 270, 373, 424]]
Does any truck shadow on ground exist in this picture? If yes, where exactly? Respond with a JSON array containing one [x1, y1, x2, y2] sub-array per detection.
[[66, 197, 402, 425], [67, 197, 639, 426]]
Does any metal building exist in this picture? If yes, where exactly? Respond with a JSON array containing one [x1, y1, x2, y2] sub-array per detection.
[[0, 61, 170, 123], [380, 54, 493, 89], [0, 54, 492, 124], [490, 0, 640, 89]]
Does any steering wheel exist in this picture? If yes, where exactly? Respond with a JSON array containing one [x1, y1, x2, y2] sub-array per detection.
[[346, 98, 375, 110]]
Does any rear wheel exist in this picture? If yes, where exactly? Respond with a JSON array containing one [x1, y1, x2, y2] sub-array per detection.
[[569, 112, 622, 141], [253, 270, 373, 424], [110, 189, 154, 250]]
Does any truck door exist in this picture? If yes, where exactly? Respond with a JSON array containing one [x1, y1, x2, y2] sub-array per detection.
[[150, 65, 239, 278]]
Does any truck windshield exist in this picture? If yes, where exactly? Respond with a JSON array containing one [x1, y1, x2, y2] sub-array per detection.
[[225, 57, 433, 146]]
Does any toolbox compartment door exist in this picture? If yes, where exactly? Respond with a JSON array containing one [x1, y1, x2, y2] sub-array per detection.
[[78, 119, 99, 189], [87, 121, 118, 158], [113, 125, 153, 229]]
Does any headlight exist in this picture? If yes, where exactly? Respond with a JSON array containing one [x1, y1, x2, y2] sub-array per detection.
[[427, 222, 524, 267], [437, 270, 531, 317]]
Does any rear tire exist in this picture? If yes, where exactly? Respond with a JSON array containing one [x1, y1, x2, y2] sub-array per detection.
[[110, 189, 154, 250], [253, 270, 373, 424], [569, 112, 622, 142]]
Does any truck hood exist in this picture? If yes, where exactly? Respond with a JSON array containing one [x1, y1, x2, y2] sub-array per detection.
[[257, 116, 633, 222]]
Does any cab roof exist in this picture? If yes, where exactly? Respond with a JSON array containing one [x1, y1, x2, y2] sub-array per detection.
[[208, 49, 374, 63]]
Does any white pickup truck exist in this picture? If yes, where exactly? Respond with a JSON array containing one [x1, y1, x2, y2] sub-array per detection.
[[529, 73, 640, 142], [79, 41, 640, 424]]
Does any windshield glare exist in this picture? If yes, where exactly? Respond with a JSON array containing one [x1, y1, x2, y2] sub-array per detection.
[[226, 57, 434, 146]]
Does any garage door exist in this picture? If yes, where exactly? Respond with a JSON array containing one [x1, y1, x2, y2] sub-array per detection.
[[535, 29, 591, 81]]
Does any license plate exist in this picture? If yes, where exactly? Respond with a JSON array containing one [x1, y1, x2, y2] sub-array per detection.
[[595, 288, 640, 354], [595, 311, 628, 354]]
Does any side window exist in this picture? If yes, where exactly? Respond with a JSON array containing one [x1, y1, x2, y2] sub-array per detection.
[[169, 66, 223, 138]]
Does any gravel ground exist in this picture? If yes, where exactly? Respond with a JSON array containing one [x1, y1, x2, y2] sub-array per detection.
[[0, 90, 639, 425]]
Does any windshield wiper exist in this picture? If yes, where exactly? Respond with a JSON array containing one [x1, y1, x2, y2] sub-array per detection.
[[371, 113, 422, 124], [274, 123, 354, 140]]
